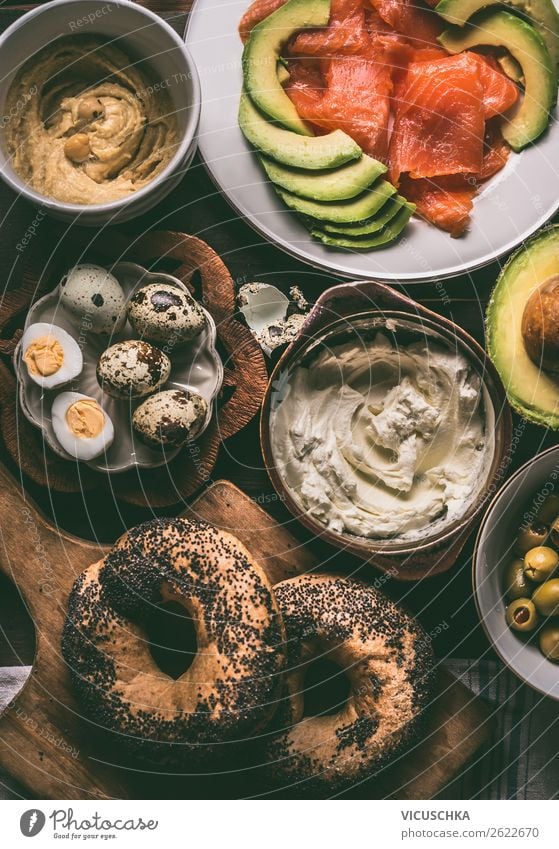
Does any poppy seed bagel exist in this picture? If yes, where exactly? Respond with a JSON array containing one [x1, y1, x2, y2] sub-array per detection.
[[261, 574, 435, 794], [62, 517, 286, 765]]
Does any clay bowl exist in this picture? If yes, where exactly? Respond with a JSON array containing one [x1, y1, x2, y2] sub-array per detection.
[[260, 280, 512, 581]]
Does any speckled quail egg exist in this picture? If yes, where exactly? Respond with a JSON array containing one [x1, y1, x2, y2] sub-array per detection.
[[52, 392, 114, 461], [132, 390, 208, 449], [97, 340, 171, 400], [127, 283, 206, 347], [21, 323, 83, 389], [60, 264, 126, 335]]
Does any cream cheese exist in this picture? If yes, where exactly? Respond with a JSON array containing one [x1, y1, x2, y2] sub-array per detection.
[[271, 332, 491, 541]]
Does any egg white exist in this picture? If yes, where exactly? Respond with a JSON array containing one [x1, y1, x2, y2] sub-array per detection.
[[51, 392, 114, 461], [21, 322, 83, 389]]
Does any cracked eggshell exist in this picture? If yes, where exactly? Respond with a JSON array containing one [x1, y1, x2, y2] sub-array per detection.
[[127, 283, 206, 347], [132, 389, 207, 448], [60, 264, 127, 335], [238, 282, 310, 354], [97, 340, 171, 400]]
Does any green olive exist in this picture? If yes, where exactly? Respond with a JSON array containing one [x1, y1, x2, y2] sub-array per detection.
[[503, 558, 534, 601], [532, 580, 559, 616], [550, 517, 559, 548], [505, 598, 539, 632], [537, 494, 559, 524], [539, 624, 559, 661], [523, 546, 559, 582], [516, 522, 549, 554]]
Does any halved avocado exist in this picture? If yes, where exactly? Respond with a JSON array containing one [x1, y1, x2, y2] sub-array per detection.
[[323, 196, 415, 235], [439, 10, 555, 150], [239, 92, 362, 170], [486, 225, 559, 428], [276, 181, 396, 223], [258, 154, 386, 201], [242, 0, 331, 135], [310, 206, 413, 249], [435, 0, 559, 69]]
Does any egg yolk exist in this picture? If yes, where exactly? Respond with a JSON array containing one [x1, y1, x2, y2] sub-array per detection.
[[24, 335, 64, 376], [65, 399, 105, 439]]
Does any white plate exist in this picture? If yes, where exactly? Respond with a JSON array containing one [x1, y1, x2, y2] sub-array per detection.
[[185, 0, 559, 282], [15, 264, 224, 474]]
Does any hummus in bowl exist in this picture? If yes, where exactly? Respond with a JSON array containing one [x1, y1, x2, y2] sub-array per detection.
[[5, 36, 179, 205], [264, 312, 504, 557]]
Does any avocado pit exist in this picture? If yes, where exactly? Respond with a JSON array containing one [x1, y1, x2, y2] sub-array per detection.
[[521, 275, 559, 374]]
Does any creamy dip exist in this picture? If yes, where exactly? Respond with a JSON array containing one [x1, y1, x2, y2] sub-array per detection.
[[271, 332, 491, 541], [4, 36, 179, 204]]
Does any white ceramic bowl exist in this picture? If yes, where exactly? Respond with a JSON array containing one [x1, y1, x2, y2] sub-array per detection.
[[0, 0, 200, 225], [474, 446, 559, 700]]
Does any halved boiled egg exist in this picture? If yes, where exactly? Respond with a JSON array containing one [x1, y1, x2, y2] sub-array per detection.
[[51, 392, 114, 461], [22, 323, 83, 389]]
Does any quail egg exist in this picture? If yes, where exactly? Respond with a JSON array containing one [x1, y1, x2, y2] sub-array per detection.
[[21, 323, 83, 389], [60, 264, 126, 335], [52, 392, 114, 461], [132, 389, 208, 449], [97, 340, 171, 400], [127, 283, 206, 348]]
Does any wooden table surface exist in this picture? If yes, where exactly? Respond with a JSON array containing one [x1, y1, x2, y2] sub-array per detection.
[[0, 0, 558, 798]]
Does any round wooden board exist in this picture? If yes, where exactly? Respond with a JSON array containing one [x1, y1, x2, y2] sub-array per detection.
[[0, 224, 268, 507]]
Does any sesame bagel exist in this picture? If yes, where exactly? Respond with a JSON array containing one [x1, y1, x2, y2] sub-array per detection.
[[62, 517, 286, 764], [262, 574, 435, 794]]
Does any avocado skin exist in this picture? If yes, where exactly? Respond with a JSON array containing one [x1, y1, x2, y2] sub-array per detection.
[[439, 10, 555, 151], [486, 225, 559, 429], [239, 92, 363, 170], [310, 206, 414, 249], [242, 0, 331, 135], [435, 0, 559, 70], [258, 154, 386, 202], [275, 181, 396, 223]]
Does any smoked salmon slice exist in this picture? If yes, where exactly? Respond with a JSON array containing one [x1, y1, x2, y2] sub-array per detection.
[[286, 50, 393, 160], [469, 52, 519, 118], [389, 53, 486, 183], [368, 0, 443, 48], [290, 0, 370, 56], [399, 175, 474, 237]]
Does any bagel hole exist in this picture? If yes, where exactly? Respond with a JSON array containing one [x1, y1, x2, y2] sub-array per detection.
[[303, 658, 350, 717], [146, 601, 197, 680]]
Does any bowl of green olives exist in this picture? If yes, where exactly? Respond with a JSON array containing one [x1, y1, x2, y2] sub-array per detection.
[[475, 445, 559, 699]]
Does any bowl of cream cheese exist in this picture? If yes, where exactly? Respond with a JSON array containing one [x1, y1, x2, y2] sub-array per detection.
[[261, 281, 512, 578]]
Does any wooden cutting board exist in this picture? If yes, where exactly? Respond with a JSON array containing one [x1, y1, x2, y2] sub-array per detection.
[[0, 464, 492, 799]]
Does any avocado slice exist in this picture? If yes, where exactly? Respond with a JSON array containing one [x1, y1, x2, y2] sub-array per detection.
[[259, 154, 386, 201], [498, 52, 524, 83], [323, 196, 415, 235], [239, 92, 362, 170], [276, 181, 396, 223], [435, 0, 559, 69], [439, 10, 555, 150], [310, 206, 413, 249], [486, 225, 559, 428], [242, 0, 331, 135]]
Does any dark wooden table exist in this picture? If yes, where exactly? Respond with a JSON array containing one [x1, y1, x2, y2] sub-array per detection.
[[0, 0, 557, 799]]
